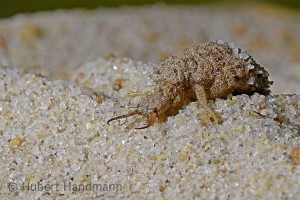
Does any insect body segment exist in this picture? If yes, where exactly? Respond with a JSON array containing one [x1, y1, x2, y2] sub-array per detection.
[[107, 41, 273, 129]]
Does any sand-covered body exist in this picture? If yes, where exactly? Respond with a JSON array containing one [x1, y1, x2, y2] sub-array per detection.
[[108, 41, 273, 128]]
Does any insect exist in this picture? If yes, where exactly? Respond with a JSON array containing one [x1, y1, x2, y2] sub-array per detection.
[[107, 40, 273, 129]]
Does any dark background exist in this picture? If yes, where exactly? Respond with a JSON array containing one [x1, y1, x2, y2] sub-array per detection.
[[0, 0, 299, 18]]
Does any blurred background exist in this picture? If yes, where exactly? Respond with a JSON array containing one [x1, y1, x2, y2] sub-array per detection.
[[0, 0, 299, 94], [0, 0, 299, 18]]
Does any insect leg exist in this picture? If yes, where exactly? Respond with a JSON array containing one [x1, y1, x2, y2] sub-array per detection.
[[193, 84, 219, 123], [177, 85, 187, 104]]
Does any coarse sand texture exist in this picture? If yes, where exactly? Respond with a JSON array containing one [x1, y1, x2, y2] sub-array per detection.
[[0, 4, 299, 200]]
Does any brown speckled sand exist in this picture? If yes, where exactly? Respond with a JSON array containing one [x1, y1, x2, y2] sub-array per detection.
[[0, 4, 299, 199]]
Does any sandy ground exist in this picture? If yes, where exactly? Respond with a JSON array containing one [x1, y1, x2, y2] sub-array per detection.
[[0, 3, 299, 199]]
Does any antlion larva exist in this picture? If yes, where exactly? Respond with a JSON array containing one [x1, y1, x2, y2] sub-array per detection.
[[107, 40, 273, 129]]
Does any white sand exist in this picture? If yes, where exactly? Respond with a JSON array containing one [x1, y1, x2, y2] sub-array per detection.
[[0, 4, 299, 199]]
